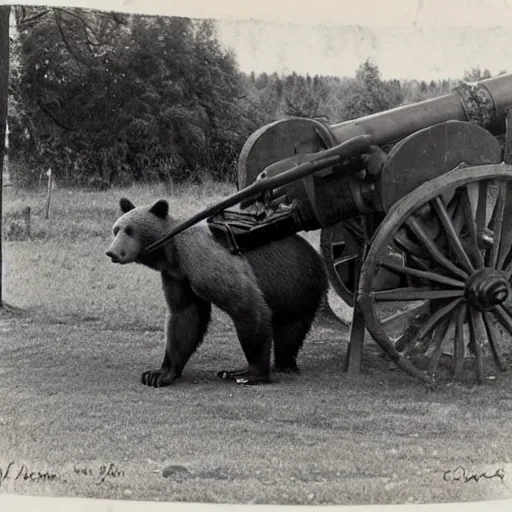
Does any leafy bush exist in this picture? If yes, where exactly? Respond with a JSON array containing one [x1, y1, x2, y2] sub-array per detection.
[[9, 9, 252, 188]]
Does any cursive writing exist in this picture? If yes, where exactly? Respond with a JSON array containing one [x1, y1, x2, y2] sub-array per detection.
[[0, 461, 65, 485], [73, 463, 125, 485], [443, 466, 505, 484], [0, 461, 125, 486], [97, 463, 125, 485]]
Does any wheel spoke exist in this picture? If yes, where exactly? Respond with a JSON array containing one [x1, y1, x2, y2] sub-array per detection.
[[468, 308, 486, 384], [392, 302, 431, 352], [503, 258, 512, 277], [453, 303, 467, 379], [502, 301, 512, 317], [460, 187, 485, 268], [495, 182, 512, 270], [487, 181, 506, 269], [482, 311, 506, 372], [333, 254, 359, 267], [394, 232, 424, 257], [381, 300, 429, 326], [493, 304, 512, 337], [403, 298, 463, 355], [372, 288, 464, 302], [379, 260, 465, 288], [406, 217, 468, 280], [447, 194, 465, 236], [432, 196, 475, 274], [466, 181, 489, 234], [407, 255, 432, 272], [427, 317, 451, 374], [476, 181, 488, 235]]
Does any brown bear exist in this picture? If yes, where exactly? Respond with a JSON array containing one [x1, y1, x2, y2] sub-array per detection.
[[106, 197, 328, 387]]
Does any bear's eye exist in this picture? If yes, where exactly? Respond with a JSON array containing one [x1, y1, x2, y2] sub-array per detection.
[[125, 226, 134, 237], [113, 226, 120, 236]]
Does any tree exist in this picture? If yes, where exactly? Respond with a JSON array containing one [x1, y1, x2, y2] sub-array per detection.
[[10, 9, 248, 187], [462, 67, 492, 82], [8, 7, 130, 187], [283, 73, 331, 119], [0, 5, 10, 307], [339, 59, 404, 120]]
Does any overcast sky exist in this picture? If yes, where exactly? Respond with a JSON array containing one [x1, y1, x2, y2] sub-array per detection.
[[215, 21, 511, 81], [7, 0, 512, 80]]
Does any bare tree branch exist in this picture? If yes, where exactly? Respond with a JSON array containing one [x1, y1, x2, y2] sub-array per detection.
[[38, 99, 76, 131], [54, 7, 101, 44], [15, 7, 51, 29], [53, 9, 95, 68]]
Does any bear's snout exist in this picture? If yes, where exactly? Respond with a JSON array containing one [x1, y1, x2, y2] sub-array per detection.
[[106, 249, 125, 263]]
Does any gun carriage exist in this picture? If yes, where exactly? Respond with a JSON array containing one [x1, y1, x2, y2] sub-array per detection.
[[145, 73, 512, 386]]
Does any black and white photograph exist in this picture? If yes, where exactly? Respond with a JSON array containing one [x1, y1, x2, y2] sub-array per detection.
[[2, 0, 512, 509]]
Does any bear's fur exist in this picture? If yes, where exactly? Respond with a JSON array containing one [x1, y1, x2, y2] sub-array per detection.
[[106, 197, 328, 387]]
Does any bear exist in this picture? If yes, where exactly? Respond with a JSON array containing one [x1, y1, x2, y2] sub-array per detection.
[[106, 197, 328, 388]]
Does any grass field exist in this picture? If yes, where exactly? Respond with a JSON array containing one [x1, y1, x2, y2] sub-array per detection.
[[3, 181, 512, 506]]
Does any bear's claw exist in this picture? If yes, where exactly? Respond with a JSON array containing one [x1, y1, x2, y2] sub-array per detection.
[[216, 368, 249, 380], [217, 369, 270, 385], [141, 369, 176, 387]]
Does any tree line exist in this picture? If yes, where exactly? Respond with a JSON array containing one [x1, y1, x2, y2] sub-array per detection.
[[7, 6, 506, 189]]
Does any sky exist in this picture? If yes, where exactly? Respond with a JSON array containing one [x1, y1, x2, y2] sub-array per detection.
[[6, 0, 512, 80], [215, 21, 511, 81]]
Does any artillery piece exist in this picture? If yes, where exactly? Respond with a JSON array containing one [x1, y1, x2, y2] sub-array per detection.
[[145, 72, 512, 386]]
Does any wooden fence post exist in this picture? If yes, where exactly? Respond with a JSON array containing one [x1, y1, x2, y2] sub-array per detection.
[[44, 168, 53, 220]]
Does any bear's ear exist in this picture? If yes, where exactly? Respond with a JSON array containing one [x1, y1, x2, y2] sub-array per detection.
[[120, 197, 135, 213], [149, 199, 169, 219]]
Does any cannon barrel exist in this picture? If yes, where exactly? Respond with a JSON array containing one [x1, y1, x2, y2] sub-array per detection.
[[328, 73, 512, 147]]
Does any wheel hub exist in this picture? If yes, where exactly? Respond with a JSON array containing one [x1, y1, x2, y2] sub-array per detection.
[[465, 268, 510, 311]]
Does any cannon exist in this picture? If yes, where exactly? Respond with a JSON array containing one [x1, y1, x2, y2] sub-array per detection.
[[145, 72, 512, 386]]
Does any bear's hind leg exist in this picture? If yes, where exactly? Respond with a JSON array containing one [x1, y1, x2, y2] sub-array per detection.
[[217, 312, 273, 385], [272, 314, 316, 374], [142, 281, 212, 388]]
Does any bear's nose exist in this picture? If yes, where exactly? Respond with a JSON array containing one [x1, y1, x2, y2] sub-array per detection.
[[106, 250, 120, 262]]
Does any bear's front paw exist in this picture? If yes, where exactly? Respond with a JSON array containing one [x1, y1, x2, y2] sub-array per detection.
[[141, 369, 176, 387]]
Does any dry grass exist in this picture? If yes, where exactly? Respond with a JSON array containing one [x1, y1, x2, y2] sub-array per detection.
[[3, 178, 235, 242], [3, 179, 237, 329], [3, 181, 512, 506]]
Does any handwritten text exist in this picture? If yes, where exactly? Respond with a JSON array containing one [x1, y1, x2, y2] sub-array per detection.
[[0, 461, 125, 486], [443, 466, 505, 484]]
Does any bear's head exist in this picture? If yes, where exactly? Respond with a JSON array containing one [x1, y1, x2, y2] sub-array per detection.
[[106, 197, 170, 265]]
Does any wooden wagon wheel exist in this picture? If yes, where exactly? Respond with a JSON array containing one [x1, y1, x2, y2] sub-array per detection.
[[320, 217, 368, 307], [358, 164, 512, 385]]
